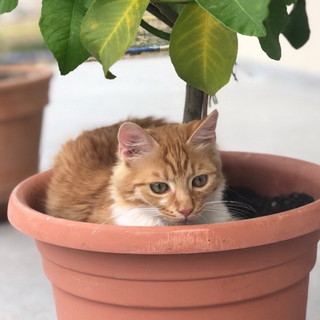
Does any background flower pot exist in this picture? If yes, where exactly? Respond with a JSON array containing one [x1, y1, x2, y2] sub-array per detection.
[[0, 64, 52, 221], [8, 152, 320, 320]]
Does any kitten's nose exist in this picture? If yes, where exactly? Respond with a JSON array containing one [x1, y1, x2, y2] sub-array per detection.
[[178, 208, 194, 217]]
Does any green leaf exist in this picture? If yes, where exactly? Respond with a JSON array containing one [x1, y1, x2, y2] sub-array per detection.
[[0, 0, 18, 14], [170, 3, 238, 95], [284, 0, 296, 5], [195, 0, 270, 37], [283, 0, 310, 49], [39, 0, 94, 75], [167, 3, 185, 15], [81, 0, 149, 77], [154, 0, 194, 2], [259, 0, 288, 60], [105, 70, 116, 79]]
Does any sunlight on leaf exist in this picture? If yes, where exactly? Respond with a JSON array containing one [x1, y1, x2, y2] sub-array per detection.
[[81, 0, 149, 77], [170, 3, 238, 95]]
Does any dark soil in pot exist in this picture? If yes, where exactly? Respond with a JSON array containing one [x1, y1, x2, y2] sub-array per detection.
[[224, 187, 314, 219]]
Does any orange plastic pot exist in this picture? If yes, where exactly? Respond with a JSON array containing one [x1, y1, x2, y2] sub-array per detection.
[[8, 152, 320, 320], [0, 64, 52, 220]]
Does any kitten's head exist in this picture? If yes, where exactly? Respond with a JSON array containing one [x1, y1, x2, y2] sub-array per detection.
[[111, 110, 226, 225]]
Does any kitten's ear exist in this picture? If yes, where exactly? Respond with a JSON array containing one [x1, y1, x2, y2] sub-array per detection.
[[118, 122, 158, 159], [187, 110, 218, 146]]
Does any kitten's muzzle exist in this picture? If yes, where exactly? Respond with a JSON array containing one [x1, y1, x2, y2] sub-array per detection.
[[178, 208, 193, 217]]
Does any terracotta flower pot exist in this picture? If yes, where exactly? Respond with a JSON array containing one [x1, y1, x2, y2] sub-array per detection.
[[0, 64, 52, 220], [8, 152, 320, 320]]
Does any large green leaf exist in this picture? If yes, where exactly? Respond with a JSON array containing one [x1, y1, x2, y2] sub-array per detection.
[[284, 0, 297, 5], [39, 0, 93, 75], [196, 0, 270, 37], [81, 0, 149, 78], [283, 0, 310, 49], [170, 3, 238, 95], [259, 0, 288, 60], [0, 0, 18, 14]]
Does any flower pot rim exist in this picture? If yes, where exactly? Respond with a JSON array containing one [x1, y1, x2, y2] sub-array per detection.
[[0, 64, 53, 90], [8, 151, 320, 254]]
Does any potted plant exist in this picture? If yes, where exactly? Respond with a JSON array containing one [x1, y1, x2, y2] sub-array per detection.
[[3, 0, 320, 319], [1, 0, 53, 221], [8, 152, 320, 319], [0, 64, 52, 221]]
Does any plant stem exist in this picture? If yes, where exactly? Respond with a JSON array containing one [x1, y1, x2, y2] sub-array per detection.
[[183, 85, 208, 123], [147, 4, 174, 27], [140, 19, 171, 41], [153, 3, 179, 25], [202, 93, 209, 117], [148, 2, 206, 123]]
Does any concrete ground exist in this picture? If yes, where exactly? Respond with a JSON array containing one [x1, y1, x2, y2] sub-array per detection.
[[1, 3, 320, 316]]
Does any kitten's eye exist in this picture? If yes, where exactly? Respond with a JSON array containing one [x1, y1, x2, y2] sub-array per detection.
[[150, 183, 169, 194], [192, 175, 208, 187]]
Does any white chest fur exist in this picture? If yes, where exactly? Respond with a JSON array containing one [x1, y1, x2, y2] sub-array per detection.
[[111, 205, 167, 226]]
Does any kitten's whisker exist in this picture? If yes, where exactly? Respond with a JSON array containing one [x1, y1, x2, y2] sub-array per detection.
[[203, 199, 257, 220], [225, 201, 257, 219], [197, 211, 210, 223]]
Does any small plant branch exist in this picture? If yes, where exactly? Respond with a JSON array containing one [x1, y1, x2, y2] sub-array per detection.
[[140, 19, 171, 41], [147, 4, 175, 28], [232, 71, 238, 81], [152, 3, 179, 25]]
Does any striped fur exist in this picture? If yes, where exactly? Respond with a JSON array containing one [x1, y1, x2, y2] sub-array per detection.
[[46, 111, 233, 226]]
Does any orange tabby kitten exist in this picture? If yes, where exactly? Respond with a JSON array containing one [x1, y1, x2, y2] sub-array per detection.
[[46, 110, 233, 226]]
